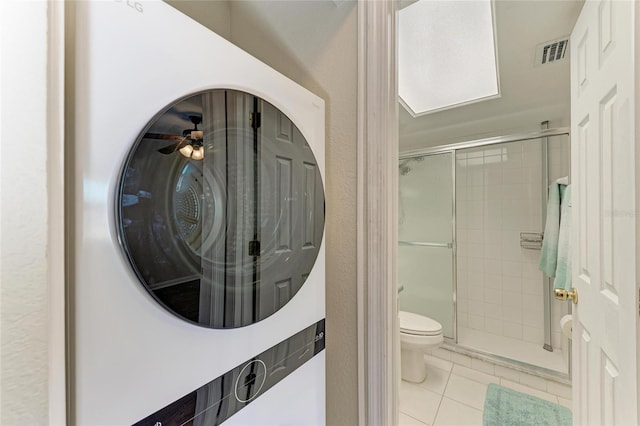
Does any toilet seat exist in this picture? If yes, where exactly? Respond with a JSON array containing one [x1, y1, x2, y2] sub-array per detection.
[[399, 311, 443, 336]]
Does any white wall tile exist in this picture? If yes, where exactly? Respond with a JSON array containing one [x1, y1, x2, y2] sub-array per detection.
[[502, 167, 523, 184], [547, 380, 572, 399], [494, 364, 520, 382], [503, 322, 523, 339], [469, 186, 484, 201], [522, 308, 542, 328], [467, 229, 483, 244], [484, 244, 501, 259], [523, 140, 542, 153], [470, 358, 496, 375], [521, 252, 540, 269], [502, 153, 523, 169], [484, 168, 502, 186], [522, 325, 544, 344], [455, 141, 566, 348], [452, 364, 500, 385], [467, 149, 483, 159], [552, 331, 562, 350], [424, 354, 453, 372], [432, 347, 452, 361], [484, 259, 502, 275], [484, 303, 502, 320], [451, 352, 472, 367], [484, 273, 502, 289], [484, 288, 502, 304], [522, 278, 543, 295], [468, 303, 485, 318], [468, 286, 484, 302], [485, 318, 503, 335], [500, 277, 518, 292], [468, 314, 485, 331], [502, 293, 522, 311], [467, 243, 484, 258], [502, 261, 523, 277], [518, 372, 548, 392], [457, 298, 468, 313], [457, 313, 468, 328]]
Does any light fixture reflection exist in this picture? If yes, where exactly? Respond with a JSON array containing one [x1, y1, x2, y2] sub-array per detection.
[[191, 147, 204, 160], [177, 135, 204, 161], [179, 144, 194, 158]]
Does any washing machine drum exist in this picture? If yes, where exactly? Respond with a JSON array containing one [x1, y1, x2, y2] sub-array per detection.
[[117, 89, 325, 328]]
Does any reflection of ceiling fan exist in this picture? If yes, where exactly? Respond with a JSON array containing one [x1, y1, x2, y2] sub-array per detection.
[[146, 115, 205, 160]]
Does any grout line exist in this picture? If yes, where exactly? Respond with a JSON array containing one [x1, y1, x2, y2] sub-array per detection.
[[401, 411, 429, 426], [440, 395, 486, 415], [432, 363, 455, 425]]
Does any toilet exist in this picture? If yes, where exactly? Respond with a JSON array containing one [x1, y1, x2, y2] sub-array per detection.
[[399, 311, 444, 383]]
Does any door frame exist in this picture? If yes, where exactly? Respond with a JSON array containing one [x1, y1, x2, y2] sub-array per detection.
[[357, 0, 640, 424], [48, 1, 67, 424], [356, 1, 399, 425], [634, 0, 640, 416]]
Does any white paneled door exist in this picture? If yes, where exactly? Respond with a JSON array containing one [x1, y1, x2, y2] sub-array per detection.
[[570, 0, 637, 425]]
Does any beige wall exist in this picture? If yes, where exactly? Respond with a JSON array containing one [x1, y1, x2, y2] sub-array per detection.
[[168, 2, 360, 424], [228, 4, 359, 424], [0, 2, 50, 424], [0, 2, 358, 423], [165, 0, 232, 41]]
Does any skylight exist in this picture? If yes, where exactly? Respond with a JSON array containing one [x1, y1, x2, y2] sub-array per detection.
[[398, 0, 500, 117]]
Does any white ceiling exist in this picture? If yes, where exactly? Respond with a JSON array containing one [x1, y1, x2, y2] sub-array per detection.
[[399, 0, 584, 151]]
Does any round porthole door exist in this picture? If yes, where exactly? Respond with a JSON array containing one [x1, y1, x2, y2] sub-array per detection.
[[117, 89, 325, 328]]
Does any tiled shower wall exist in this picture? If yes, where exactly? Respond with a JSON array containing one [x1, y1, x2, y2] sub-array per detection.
[[456, 137, 570, 350]]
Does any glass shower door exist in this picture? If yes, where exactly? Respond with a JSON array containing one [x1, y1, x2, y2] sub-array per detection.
[[399, 152, 455, 338]]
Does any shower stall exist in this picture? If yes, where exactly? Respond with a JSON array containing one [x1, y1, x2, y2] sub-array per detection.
[[399, 128, 571, 380]]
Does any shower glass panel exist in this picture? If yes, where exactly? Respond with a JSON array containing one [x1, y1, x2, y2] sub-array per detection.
[[455, 136, 570, 375], [398, 153, 454, 338]]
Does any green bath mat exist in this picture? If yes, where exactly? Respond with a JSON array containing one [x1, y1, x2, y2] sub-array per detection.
[[483, 383, 572, 426]]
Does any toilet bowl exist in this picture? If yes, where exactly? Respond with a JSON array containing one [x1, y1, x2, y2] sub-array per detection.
[[399, 311, 444, 383]]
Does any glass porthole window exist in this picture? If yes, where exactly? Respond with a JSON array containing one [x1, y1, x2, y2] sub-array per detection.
[[117, 89, 325, 328]]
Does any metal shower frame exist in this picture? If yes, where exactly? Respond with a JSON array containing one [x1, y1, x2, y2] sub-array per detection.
[[399, 126, 571, 380]]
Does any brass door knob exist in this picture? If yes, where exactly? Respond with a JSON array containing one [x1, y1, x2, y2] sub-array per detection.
[[554, 288, 578, 304]]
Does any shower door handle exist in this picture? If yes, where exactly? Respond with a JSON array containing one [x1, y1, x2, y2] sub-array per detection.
[[398, 241, 453, 249]]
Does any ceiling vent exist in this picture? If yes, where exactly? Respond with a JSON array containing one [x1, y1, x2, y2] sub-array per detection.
[[534, 37, 569, 67]]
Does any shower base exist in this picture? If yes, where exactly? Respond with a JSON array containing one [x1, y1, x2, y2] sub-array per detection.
[[457, 327, 568, 375]]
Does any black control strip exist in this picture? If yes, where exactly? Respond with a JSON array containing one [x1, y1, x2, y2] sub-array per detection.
[[133, 319, 325, 426]]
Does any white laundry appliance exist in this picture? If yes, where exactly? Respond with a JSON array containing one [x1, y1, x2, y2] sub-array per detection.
[[69, 1, 325, 424]]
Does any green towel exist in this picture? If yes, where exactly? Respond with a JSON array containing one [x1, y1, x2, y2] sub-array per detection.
[[483, 383, 572, 426], [554, 185, 572, 290], [539, 183, 572, 290], [539, 182, 563, 277]]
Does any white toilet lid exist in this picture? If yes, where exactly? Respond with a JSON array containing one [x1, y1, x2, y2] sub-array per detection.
[[399, 311, 443, 336]]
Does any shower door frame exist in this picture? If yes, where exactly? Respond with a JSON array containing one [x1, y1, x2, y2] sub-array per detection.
[[399, 151, 458, 341], [400, 127, 571, 377]]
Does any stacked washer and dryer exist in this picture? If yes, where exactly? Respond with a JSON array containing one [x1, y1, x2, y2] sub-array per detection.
[[70, 1, 326, 424]]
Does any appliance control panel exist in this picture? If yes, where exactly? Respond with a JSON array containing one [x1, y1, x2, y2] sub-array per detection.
[[133, 319, 325, 426]]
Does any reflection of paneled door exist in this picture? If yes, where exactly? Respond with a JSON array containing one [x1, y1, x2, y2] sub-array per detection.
[[258, 100, 324, 319], [199, 90, 257, 328], [570, 1, 637, 424]]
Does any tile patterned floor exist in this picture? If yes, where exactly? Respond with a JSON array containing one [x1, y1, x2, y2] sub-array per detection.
[[399, 355, 572, 426]]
